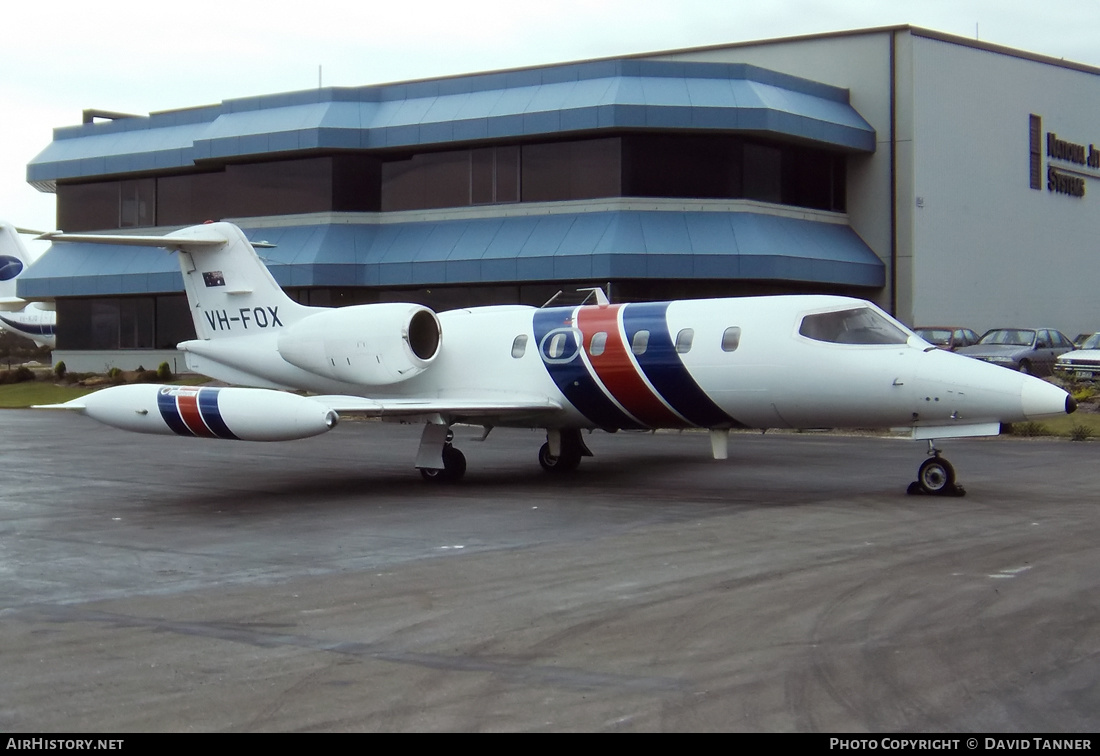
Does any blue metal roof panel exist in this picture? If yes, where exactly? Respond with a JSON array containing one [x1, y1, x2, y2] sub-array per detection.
[[29, 60, 875, 183], [21, 217, 880, 299]]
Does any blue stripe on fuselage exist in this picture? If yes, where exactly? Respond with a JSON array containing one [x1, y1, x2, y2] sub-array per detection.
[[0, 314, 55, 337], [620, 302, 741, 429], [532, 307, 643, 431]]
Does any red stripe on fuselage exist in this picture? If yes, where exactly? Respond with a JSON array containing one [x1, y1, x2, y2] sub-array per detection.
[[176, 391, 217, 438], [576, 305, 684, 428]]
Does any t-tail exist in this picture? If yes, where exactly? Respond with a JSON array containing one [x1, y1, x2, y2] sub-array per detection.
[[0, 221, 34, 303], [166, 222, 315, 340], [42, 222, 319, 386], [0, 221, 57, 348]]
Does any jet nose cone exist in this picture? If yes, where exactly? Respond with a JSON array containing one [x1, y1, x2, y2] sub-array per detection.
[[1020, 376, 1075, 419]]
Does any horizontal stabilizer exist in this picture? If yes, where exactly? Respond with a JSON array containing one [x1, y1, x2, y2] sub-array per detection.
[[40, 230, 228, 249]]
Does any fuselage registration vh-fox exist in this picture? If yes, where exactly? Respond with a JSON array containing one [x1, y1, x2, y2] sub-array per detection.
[[0, 221, 56, 349], [38, 222, 1075, 496]]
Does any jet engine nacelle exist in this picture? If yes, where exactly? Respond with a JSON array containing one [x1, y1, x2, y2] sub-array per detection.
[[68, 384, 338, 441], [276, 303, 441, 386]]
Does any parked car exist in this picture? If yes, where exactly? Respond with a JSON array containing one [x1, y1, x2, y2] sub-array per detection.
[[1054, 332, 1100, 381], [956, 328, 1075, 375], [913, 327, 981, 351]]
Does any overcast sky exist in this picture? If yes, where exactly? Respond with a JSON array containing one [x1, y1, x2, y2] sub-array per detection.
[[4, 0, 1099, 240]]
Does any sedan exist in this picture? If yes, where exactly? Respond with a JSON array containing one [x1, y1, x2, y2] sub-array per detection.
[[914, 326, 980, 351], [956, 328, 1075, 375], [1054, 332, 1100, 381]]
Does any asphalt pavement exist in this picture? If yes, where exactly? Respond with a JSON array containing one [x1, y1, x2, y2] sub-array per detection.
[[1, 410, 1097, 732]]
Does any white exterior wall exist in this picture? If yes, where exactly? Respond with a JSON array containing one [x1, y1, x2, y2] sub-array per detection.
[[905, 35, 1100, 337]]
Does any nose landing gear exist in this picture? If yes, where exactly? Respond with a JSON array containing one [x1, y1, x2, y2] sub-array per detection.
[[907, 442, 965, 496]]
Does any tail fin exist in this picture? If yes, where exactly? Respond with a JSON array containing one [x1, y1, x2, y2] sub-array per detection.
[[43, 222, 316, 340], [169, 223, 314, 340], [0, 221, 32, 303]]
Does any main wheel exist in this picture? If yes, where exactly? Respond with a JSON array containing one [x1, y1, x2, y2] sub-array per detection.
[[538, 442, 582, 473], [917, 456, 956, 495], [442, 445, 466, 481], [419, 445, 467, 482]]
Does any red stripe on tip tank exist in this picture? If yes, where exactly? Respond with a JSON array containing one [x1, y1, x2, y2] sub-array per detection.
[[176, 392, 217, 438]]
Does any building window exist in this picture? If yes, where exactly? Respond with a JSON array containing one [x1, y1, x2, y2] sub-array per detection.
[[472, 146, 520, 205], [56, 135, 846, 231], [57, 295, 195, 350], [382, 151, 470, 211], [120, 179, 155, 228], [521, 139, 622, 202]]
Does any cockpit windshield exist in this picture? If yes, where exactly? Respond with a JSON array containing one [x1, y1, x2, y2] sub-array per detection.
[[799, 306, 910, 345]]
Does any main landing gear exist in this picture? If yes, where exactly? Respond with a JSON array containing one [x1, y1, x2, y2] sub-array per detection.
[[416, 423, 467, 483], [538, 428, 592, 474], [907, 441, 965, 497], [419, 443, 467, 482]]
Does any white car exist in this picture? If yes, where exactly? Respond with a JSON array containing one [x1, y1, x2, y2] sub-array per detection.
[[1054, 332, 1100, 381]]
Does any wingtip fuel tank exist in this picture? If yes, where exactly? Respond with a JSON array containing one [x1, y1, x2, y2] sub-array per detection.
[[44, 384, 339, 442]]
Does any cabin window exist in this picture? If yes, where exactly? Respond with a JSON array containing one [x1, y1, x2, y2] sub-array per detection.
[[675, 328, 694, 354], [799, 307, 909, 345], [721, 326, 741, 352], [511, 334, 527, 358], [548, 332, 568, 359], [631, 330, 650, 355], [589, 332, 607, 357]]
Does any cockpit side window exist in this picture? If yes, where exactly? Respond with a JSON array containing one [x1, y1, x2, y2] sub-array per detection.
[[799, 307, 909, 345]]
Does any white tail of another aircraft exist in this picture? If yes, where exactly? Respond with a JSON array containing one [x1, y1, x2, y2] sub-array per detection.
[[0, 221, 34, 304], [0, 221, 56, 348]]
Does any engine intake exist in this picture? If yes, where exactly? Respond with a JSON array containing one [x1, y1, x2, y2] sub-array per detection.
[[276, 303, 441, 386]]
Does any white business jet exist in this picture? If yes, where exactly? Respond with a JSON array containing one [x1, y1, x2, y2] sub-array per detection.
[[0, 222, 55, 348], [38, 222, 1075, 495]]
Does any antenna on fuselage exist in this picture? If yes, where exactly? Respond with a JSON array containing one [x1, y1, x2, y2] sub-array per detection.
[[577, 285, 611, 306], [540, 290, 563, 308]]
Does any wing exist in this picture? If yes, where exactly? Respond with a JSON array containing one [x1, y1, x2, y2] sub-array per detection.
[[311, 394, 564, 423]]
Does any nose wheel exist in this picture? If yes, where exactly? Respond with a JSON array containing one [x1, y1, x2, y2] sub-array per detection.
[[907, 445, 965, 496]]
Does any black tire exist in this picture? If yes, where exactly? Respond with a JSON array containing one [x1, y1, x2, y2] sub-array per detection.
[[918, 456, 956, 495], [420, 445, 466, 482], [1018, 360, 1031, 375], [538, 442, 581, 473], [442, 445, 466, 481]]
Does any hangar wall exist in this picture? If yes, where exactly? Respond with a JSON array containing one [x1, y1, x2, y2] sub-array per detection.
[[907, 35, 1100, 336]]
